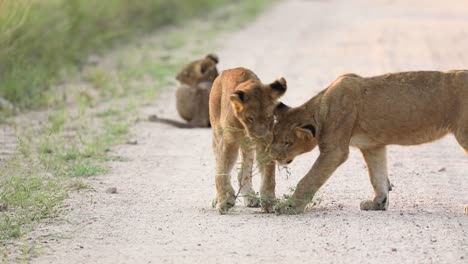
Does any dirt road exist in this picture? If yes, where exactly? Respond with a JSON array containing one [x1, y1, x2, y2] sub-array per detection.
[[33, 0, 467, 263]]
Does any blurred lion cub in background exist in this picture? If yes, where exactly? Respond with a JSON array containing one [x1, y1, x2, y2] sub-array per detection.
[[150, 54, 219, 128]]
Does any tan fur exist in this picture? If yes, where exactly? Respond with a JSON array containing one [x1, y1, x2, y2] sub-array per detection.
[[150, 54, 219, 128], [209, 67, 287, 214], [271, 70, 468, 214]]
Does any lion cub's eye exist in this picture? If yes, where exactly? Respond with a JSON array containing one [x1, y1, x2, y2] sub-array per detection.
[[285, 140, 293, 147], [246, 117, 254, 123]]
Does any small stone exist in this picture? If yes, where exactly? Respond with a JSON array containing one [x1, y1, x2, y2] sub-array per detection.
[[438, 167, 446, 172], [197, 243, 201, 246], [0, 204, 7, 212], [126, 139, 138, 145], [106, 187, 117, 194], [391, 248, 397, 252], [430, 238, 437, 242]]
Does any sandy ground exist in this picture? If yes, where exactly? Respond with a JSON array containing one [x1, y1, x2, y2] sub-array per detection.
[[30, 0, 467, 263]]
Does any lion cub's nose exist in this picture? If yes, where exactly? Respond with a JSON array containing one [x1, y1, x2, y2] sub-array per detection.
[[252, 130, 272, 141]]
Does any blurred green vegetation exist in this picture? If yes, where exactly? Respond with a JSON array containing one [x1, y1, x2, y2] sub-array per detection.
[[0, 0, 230, 111]]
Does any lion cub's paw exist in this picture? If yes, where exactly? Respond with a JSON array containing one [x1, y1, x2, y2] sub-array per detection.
[[243, 194, 261, 208], [464, 205, 468, 215], [260, 199, 276, 213], [274, 199, 304, 215], [360, 199, 388, 211], [261, 204, 275, 213], [215, 191, 236, 215]]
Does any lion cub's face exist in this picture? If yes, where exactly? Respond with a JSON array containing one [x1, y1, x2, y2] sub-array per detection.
[[271, 103, 318, 165], [229, 78, 287, 140], [176, 54, 219, 87]]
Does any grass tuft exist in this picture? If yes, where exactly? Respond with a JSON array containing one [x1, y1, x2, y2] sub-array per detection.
[[70, 162, 108, 178]]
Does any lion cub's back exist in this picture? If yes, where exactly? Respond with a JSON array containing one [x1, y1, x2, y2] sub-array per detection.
[[352, 70, 468, 144]]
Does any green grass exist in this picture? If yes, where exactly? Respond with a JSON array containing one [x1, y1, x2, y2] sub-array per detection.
[[0, 105, 132, 241], [0, 0, 233, 111]]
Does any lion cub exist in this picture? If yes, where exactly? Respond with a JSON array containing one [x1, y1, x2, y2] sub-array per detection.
[[209, 67, 287, 214], [271, 70, 468, 214], [150, 54, 219, 128]]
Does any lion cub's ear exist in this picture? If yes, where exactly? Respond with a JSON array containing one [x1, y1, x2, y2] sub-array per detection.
[[269, 77, 287, 100], [230, 90, 246, 111], [199, 54, 219, 75], [294, 124, 316, 141], [274, 102, 290, 120], [205, 54, 219, 64], [200, 62, 211, 75]]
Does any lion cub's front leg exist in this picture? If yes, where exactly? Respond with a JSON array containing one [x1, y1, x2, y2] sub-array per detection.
[[275, 149, 349, 215], [213, 135, 240, 214], [360, 147, 391, 211]]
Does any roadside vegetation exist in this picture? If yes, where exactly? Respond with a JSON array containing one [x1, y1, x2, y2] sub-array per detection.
[[0, 0, 254, 112], [0, 0, 273, 260]]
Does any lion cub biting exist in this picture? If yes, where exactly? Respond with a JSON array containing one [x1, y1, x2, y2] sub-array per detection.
[[150, 54, 219, 128], [270, 70, 468, 214], [209, 67, 287, 214]]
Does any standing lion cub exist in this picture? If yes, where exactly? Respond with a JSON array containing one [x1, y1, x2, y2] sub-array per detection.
[[209, 67, 287, 214], [270, 70, 468, 214]]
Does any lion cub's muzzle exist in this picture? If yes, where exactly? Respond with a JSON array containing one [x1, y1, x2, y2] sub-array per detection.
[[248, 129, 273, 143], [270, 145, 291, 165]]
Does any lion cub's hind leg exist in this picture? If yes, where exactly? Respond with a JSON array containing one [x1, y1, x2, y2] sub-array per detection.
[[238, 144, 260, 208], [360, 146, 390, 211], [453, 117, 468, 155], [453, 121, 468, 215]]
